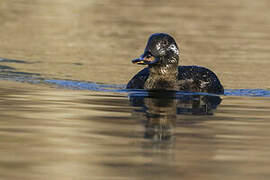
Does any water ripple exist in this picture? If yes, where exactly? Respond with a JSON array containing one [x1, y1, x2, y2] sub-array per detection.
[[225, 89, 270, 97], [0, 63, 269, 97], [46, 79, 270, 97]]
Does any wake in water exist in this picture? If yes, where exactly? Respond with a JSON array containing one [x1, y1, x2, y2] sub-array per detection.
[[45, 79, 270, 97], [0, 57, 270, 97]]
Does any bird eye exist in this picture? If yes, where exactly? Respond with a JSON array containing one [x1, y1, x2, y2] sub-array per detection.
[[161, 39, 169, 46]]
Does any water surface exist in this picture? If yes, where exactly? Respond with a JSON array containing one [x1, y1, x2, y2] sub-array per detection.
[[0, 0, 270, 179]]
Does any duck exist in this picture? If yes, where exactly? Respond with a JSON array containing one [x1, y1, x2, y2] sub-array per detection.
[[126, 33, 224, 94]]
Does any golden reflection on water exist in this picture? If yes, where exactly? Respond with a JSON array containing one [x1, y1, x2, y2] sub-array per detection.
[[0, 82, 136, 179], [0, 81, 270, 179]]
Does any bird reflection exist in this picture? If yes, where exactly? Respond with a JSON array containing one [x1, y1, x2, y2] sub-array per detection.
[[129, 90, 222, 141]]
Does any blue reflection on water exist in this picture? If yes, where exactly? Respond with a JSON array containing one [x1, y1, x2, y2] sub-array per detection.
[[0, 56, 269, 98], [45, 79, 126, 92], [225, 89, 270, 97], [45, 79, 270, 97]]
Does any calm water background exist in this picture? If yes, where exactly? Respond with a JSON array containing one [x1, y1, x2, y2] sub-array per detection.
[[0, 0, 270, 179]]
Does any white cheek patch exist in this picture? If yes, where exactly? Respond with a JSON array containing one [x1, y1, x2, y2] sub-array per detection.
[[168, 44, 179, 55]]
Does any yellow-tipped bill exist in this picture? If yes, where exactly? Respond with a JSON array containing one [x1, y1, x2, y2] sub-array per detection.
[[132, 56, 156, 65]]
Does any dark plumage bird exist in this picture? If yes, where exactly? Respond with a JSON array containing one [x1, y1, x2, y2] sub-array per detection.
[[126, 33, 224, 94]]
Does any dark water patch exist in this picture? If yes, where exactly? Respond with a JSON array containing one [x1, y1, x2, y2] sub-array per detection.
[[0, 65, 15, 70], [73, 62, 83, 66], [0, 60, 41, 83], [0, 71, 41, 84], [0, 58, 28, 64]]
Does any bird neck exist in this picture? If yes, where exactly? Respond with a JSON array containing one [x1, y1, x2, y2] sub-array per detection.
[[145, 62, 179, 90], [149, 64, 178, 77], [149, 55, 179, 77]]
